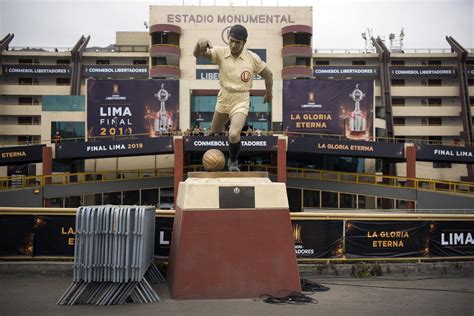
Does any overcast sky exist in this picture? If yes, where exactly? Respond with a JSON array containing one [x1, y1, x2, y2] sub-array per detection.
[[0, 0, 472, 50]]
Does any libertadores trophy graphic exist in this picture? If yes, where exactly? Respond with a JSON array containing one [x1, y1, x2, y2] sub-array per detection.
[[348, 83, 367, 137], [154, 83, 172, 133]]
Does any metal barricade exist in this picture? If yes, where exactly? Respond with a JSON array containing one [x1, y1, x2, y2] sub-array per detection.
[[58, 205, 165, 305]]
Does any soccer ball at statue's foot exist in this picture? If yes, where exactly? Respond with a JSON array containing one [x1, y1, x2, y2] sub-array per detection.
[[202, 149, 225, 172]]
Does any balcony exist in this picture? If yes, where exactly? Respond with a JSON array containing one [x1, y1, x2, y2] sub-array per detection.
[[391, 86, 459, 97], [282, 66, 312, 79], [150, 65, 180, 79], [281, 25, 312, 36], [0, 105, 42, 116], [150, 44, 181, 64], [0, 124, 41, 135], [393, 106, 462, 117], [282, 45, 312, 58], [0, 85, 70, 95], [394, 125, 463, 136]]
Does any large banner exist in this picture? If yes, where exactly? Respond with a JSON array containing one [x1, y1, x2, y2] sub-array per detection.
[[292, 220, 343, 258], [33, 216, 75, 256], [430, 221, 474, 257], [87, 79, 179, 138], [283, 80, 374, 140], [345, 221, 430, 258], [55, 137, 173, 159]]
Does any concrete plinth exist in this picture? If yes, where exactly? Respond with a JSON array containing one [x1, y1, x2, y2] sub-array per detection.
[[167, 172, 301, 299]]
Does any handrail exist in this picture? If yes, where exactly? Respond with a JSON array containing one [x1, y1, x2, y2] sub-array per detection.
[[0, 167, 173, 191], [1, 163, 472, 195]]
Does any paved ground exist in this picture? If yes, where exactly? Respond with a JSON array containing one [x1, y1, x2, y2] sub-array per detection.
[[1, 268, 474, 316]]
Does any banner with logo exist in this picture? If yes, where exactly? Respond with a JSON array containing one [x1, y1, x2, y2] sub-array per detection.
[[313, 66, 378, 78], [292, 220, 343, 258], [390, 66, 456, 78], [2, 64, 71, 75], [415, 144, 474, 164], [87, 79, 179, 138], [55, 137, 173, 159], [0, 145, 45, 166], [154, 216, 174, 257], [288, 137, 404, 159], [429, 221, 474, 257], [345, 221, 430, 258], [283, 80, 374, 140], [0, 215, 35, 256], [83, 65, 149, 77], [184, 136, 278, 152], [33, 216, 75, 256]]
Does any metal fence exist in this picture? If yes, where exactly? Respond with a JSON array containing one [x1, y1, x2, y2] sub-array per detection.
[[58, 205, 165, 305]]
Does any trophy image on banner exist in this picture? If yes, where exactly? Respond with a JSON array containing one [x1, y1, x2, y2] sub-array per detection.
[[346, 83, 368, 139], [154, 83, 173, 134]]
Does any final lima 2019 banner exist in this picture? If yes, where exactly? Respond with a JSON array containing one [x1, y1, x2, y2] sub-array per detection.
[[87, 79, 179, 138], [283, 80, 374, 140]]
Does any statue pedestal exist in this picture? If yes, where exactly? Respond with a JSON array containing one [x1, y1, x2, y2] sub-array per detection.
[[167, 172, 301, 299]]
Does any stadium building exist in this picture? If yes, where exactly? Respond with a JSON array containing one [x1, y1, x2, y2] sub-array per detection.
[[0, 5, 473, 210]]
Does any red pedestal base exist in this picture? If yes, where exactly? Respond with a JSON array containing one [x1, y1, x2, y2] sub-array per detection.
[[167, 207, 301, 299]]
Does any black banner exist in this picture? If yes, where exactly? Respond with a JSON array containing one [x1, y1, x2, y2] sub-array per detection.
[[184, 136, 278, 152], [345, 221, 430, 258], [154, 216, 174, 257], [415, 144, 474, 164], [55, 137, 173, 159], [313, 66, 378, 78], [2, 64, 71, 75], [0, 145, 45, 165], [292, 220, 343, 258], [430, 221, 474, 257], [467, 67, 474, 78], [83, 65, 149, 77], [390, 66, 456, 78], [288, 137, 404, 159], [33, 216, 75, 256], [0, 215, 35, 256]]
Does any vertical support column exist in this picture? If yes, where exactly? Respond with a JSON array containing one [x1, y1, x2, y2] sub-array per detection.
[[173, 136, 184, 208], [42, 146, 52, 207], [406, 145, 416, 209], [277, 138, 287, 183]]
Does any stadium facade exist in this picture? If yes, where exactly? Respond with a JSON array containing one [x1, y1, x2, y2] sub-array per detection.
[[0, 5, 473, 208]]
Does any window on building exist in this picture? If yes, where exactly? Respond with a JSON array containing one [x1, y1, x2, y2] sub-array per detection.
[[154, 57, 167, 65], [133, 59, 147, 65], [141, 188, 158, 206], [295, 33, 311, 45], [56, 78, 71, 85], [18, 97, 33, 105], [393, 117, 405, 125], [433, 162, 452, 168], [314, 60, 329, 65], [392, 98, 405, 105], [428, 117, 442, 125], [295, 57, 310, 66], [56, 59, 70, 65], [303, 190, 320, 209], [51, 121, 85, 142], [18, 116, 33, 125], [391, 79, 405, 86], [19, 78, 33, 85], [428, 98, 442, 106], [340, 193, 357, 209], [96, 59, 110, 65], [428, 60, 442, 66], [428, 79, 442, 86], [322, 191, 338, 208], [352, 60, 366, 65], [19, 58, 33, 64], [391, 60, 405, 65]]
